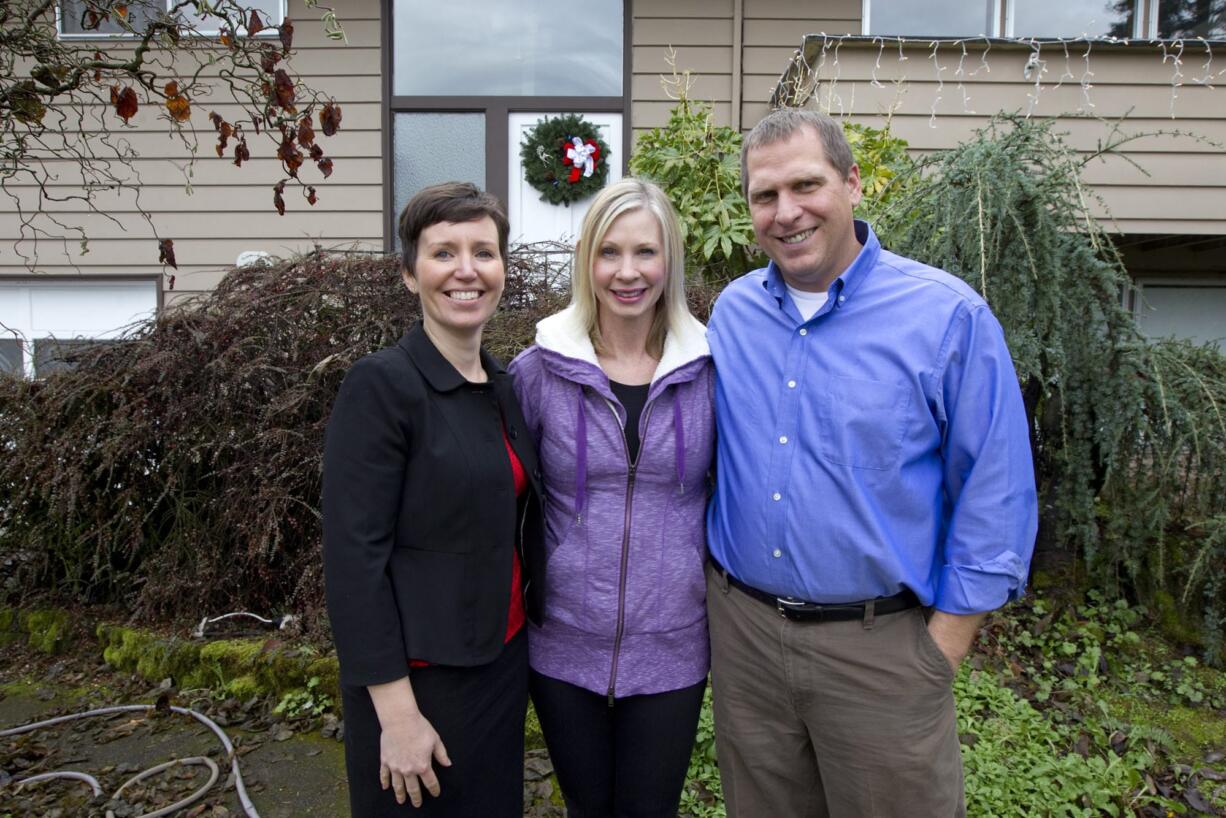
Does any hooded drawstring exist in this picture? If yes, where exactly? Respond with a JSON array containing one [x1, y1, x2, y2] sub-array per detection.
[[573, 381, 689, 522], [673, 398, 686, 494], [575, 389, 587, 524]]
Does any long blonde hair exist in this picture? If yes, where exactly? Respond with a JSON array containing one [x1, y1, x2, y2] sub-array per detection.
[[571, 177, 690, 359]]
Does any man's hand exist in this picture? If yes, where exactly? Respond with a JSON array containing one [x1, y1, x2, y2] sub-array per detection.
[[926, 610, 987, 672], [368, 676, 452, 806]]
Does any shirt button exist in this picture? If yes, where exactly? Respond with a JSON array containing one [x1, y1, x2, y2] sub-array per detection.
[[772, 548, 782, 558], [779, 435, 788, 444], [787, 380, 797, 389], [772, 492, 782, 501], [798, 328, 808, 336], [838, 295, 846, 303]]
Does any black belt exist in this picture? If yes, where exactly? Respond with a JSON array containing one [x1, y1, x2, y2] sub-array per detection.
[[711, 557, 920, 622]]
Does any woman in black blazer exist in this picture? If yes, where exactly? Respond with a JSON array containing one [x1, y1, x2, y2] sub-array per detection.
[[323, 182, 545, 818]]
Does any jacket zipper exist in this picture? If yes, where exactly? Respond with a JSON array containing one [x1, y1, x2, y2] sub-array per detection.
[[604, 394, 655, 707]]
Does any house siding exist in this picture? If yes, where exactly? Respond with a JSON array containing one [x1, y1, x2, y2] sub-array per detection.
[[632, 0, 1225, 237], [0, 0, 384, 304]]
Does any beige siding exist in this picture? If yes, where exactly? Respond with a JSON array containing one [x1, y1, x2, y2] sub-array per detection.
[[629, 0, 1226, 237], [0, 0, 384, 299]]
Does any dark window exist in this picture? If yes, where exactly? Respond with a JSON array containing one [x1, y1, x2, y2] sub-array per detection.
[[1157, 0, 1226, 39], [0, 339, 22, 376], [33, 338, 106, 376]]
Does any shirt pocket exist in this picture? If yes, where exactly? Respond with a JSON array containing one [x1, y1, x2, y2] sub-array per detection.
[[817, 374, 910, 470]]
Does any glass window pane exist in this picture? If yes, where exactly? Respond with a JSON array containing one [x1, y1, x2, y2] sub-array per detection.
[[867, 0, 994, 36], [393, 113, 486, 249], [33, 338, 105, 376], [60, 0, 162, 35], [0, 339, 22, 376], [1013, 0, 1134, 37], [175, 0, 285, 34], [394, 0, 623, 96], [1137, 286, 1226, 351], [1158, 0, 1226, 39]]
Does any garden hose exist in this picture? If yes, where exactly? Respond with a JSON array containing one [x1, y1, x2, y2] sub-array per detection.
[[1, 703, 260, 818]]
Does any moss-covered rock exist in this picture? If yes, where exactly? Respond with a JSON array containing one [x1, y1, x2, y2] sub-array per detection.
[[305, 656, 340, 702], [0, 606, 18, 645], [21, 608, 72, 654]]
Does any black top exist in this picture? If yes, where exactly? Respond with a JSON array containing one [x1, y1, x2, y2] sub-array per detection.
[[610, 380, 651, 464], [322, 322, 545, 687]]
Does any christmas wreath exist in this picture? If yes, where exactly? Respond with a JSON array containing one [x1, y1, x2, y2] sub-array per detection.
[[520, 114, 611, 206]]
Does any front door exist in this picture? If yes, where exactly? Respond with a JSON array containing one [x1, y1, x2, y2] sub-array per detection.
[[507, 112, 624, 245]]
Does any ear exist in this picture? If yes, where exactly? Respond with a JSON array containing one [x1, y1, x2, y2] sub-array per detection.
[[401, 266, 418, 294], [846, 163, 863, 208]]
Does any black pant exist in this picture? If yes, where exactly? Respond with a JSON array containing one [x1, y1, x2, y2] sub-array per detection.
[[341, 631, 528, 818], [530, 669, 706, 818]]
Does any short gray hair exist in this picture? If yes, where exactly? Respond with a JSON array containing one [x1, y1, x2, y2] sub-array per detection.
[[740, 109, 855, 197]]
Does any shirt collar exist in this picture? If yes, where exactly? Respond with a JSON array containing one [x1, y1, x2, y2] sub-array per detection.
[[399, 320, 506, 392], [762, 220, 881, 308]]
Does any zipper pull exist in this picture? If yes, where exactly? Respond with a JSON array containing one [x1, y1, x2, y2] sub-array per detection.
[[607, 689, 615, 708]]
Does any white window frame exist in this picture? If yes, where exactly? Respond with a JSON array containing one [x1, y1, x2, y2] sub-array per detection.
[[863, 0, 1148, 39], [56, 0, 286, 40], [0, 280, 159, 379]]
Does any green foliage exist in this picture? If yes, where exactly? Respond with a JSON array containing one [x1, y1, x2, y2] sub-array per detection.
[[872, 116, 1226, 657], [274, 675, 334, 719], [842, 121, 917, 223], [629, 87, 760, 284], [680, 687, 724, 818]]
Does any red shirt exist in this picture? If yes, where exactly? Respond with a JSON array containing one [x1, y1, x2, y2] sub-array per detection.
[[410, 426, 525, 668]]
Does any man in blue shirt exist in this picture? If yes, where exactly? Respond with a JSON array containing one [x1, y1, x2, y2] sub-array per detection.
[[705, 108, 1037, 817]]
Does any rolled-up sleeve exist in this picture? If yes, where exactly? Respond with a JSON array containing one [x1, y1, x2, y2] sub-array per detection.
[[933, 305, 1038, 614], [322, 356, 411, 686]]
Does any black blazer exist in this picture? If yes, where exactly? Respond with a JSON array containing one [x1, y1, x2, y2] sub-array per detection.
[[322, 322, 545, 688]]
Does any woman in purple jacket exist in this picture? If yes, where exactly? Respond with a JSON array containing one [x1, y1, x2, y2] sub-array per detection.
[[509, 177, 715, 817]]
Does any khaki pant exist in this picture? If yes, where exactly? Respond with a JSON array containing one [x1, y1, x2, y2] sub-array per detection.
[[706, 562, 966, 818]]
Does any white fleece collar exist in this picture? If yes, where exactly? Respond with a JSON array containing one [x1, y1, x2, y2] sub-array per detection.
[[534, 304, 709, 384]]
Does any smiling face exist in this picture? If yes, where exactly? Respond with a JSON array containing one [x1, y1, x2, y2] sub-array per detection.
[[745, 126, 864, 292], [404, 216, 505, 340], [590, 207, 667, 334]]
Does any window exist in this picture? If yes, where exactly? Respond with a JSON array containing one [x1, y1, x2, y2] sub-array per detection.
[[58, 0, 284, 38], [865, 0, 995, 38], [1010, 0, 1134, 38], [0, 338, 22, 377], [864, 1, 1221, 39], [386, 0, 629, 248], [1156, 0, 1226, 39], [0, 281, 157, 378], [1135, 282, 1226, 351]]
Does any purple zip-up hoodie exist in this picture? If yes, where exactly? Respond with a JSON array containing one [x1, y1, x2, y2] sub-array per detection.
[[509, 305, 715, 699]]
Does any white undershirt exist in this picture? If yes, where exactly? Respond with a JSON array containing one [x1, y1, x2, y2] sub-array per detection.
[[786, 284, 830, 322]]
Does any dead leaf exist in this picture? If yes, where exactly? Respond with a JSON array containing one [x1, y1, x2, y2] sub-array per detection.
[[279, 17, 294, 53], [158, 239, 178, 269], [307, 186, 317, 205], [111, 85, 138, 123], [234, 136, 250, 167], [297, 117, 315, 148], [166, 94, 191, 122], [277, 136, 303, 176], [273, 180, 286, 216], [316, 157, 333, 178], [319, 101, 342, 136], [272, 69, 295, 111], [164, 80, 179, 97], [260, 47, 281, 75], [247, 9, 265, 35]]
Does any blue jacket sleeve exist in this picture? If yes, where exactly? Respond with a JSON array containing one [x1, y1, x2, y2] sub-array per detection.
[[932, 304, 1038, 614]]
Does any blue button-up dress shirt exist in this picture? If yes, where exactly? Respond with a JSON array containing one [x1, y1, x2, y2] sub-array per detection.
[[707, 221, 1038, 614]]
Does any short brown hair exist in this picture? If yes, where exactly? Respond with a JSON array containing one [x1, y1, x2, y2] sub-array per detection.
[[740, 109, 855, 197], [397, 182, 510, 275]]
